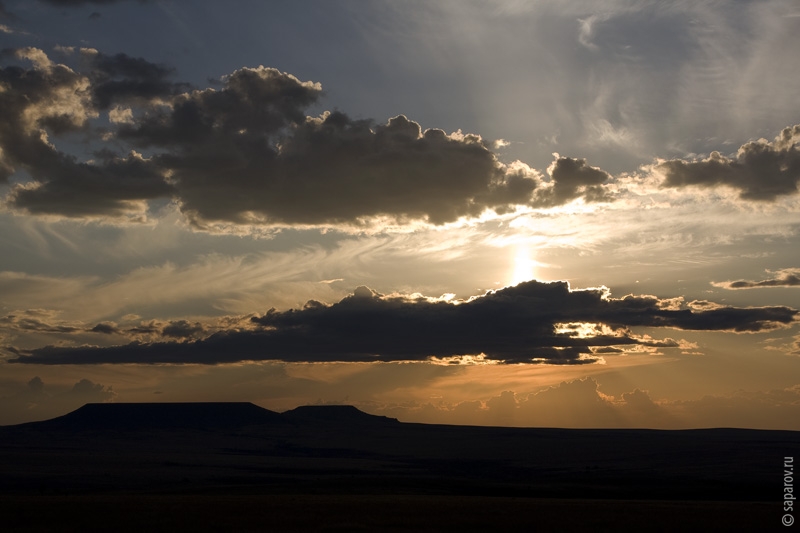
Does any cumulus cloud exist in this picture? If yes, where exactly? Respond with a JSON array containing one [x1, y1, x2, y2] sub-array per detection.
[[1, 47, 611, 228], [118, 77, 541, 225], [656, 124, 800, 200], [87, 52, 188, 109], [712, 268, 800, 290], [90, 322, 119, 334], [534, 155, 614, 207], [372, 377, 800, 430], [0, 49, 173, 218], [0, 376, 114, 426], [160, 319, 206, 339], [8, 280, 796, 365]]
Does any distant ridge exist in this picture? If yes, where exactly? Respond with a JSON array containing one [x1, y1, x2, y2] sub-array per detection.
[[20, 402, 284, 431]]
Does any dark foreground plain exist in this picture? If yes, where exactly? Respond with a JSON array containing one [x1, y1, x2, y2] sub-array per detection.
[[1, 403, 796, 531]]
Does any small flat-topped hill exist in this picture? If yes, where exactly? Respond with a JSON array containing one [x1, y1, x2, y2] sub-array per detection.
[[281, 404, 399, 426], [8, 402, 399, 431], [24, 402, 285, 430]]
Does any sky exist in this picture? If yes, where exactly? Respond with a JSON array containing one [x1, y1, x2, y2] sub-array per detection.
[[1, 0, 800, 428]]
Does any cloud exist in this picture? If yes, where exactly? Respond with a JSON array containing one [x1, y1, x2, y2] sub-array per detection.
[[712, 268, 800, 290], [0, 309, 211, 345], [0, 49, 173, 218], [87, 52, 188, 109], [2, 48, 612, 228], [0, 376, 114, 425], [516, 377, 622, 427], [656, 124, 800, 201], [0, 309, 83, 334], [90, 322, 118, 334], [666, 386, 800, 430], [161, 319, 206, 339], [373, 378, 634, 428], [371, 377, 800, 430], [534, 155, 614, 207], [8, 280, 796, 365], [123, 100, 540, 226]]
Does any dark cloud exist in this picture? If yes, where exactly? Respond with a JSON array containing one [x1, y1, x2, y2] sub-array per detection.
[[0, 49, 91, 155], [657, 125, 800, 200], [161, 320, 205, 339], [88, 52, 188, 109], [8, 151, 172, 217], [9, 280, 796, 365], [534, 156, 614, 207], [1, 48, 612, 227], [111, 60, 538, 226], [149, 110, 539, 226], [713, 268, 800, 290], [27, 376, 44, 392], [91, 322, 119, 334], [0, 48, 173, 216]]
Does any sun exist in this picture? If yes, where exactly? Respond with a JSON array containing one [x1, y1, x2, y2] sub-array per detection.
[[509, 243, 537, 286]]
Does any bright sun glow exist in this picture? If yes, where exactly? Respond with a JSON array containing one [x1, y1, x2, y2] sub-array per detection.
[[509, 243, 537, 286]]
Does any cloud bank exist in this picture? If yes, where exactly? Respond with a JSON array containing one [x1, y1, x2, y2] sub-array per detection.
[[8, 281, 796, 365], [4, 45, 799, 231], [372, 377, 800, 430], [657, 125, 800, 201], [1, 47, 619, 229]]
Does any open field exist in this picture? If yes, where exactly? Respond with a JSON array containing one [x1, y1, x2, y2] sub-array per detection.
[[0, 494, 777, 532]]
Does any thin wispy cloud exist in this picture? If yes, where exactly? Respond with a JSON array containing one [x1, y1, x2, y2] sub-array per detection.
[[713, 268, 800, 290]]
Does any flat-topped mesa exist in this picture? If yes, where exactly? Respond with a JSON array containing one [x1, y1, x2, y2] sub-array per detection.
[[281, 404, 399, 426], [25, 402, 285, 431], [7, 402, 398, 431]]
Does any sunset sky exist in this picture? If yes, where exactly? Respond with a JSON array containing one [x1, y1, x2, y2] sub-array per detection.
[[1, 0, 800, 428]]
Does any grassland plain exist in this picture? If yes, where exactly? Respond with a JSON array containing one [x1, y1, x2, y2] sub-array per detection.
[[0, 403, 794, 531]]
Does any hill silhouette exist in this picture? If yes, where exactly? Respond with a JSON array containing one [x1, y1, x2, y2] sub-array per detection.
[[281, 404, 398, 426], [14, 402, 397, 431], [19, 401, 285, 430], [1, 402, 797, 530]]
